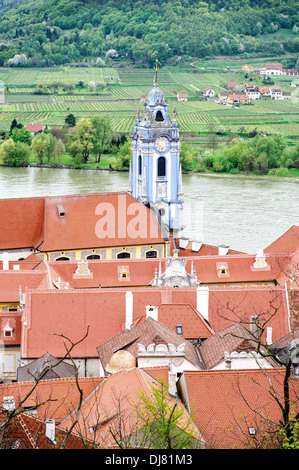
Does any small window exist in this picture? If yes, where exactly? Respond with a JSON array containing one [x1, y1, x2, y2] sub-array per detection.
[[138, 155, 142, 176], [117, 252, 131, 259], [86, 254, 101, 260], [176, 325, 183, 335], [3, 327, 13, 337], [146, 250, 157, 258]]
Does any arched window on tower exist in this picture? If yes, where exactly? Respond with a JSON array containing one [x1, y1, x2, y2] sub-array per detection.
[[157, 156, 166, 178], [138, 155, 142, 175], [155, 110, 164, 122]]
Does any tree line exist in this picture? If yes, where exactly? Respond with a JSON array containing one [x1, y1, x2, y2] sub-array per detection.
[[1, 114, 298, 177], [0, 114, 130, 169], [0, 0, 298, 67], [180, 131, 299, 175]]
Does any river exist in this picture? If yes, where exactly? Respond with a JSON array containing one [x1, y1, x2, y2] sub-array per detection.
[[0, 166, 298, 254]]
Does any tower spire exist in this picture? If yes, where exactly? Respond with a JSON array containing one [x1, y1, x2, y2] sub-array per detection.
[[154, 58, 159, 86]]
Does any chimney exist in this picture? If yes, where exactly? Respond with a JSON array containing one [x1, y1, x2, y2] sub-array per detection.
[[168, 372, 177, 396], [125, 291, 133, 330], [3, 252, 9, 271], [266, 327, 272, 345], [197, 286, 209, 321], [253, 249, 268, 269], [191, 240, 202, 253], [3, 396, 15, 411], [146, 305, 158, 321], [250, 315, 259, 339], [45, 419, 56, 444], [218, 245, 229, 256], [179, 237, 189, 250]]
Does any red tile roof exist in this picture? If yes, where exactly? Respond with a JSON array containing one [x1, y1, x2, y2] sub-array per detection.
[[0, 412, 93, 449], [0, 192, 165, 252], [25, 123, 43, 133], [0, 197, 45, 250], [265, 63, 283, 70], [198, 322, 260, 369], [22, 281, 291, 359], [0, 377, 104, 422], [97, 316, 202, 373], [0, 270, 49, 302], [264, 225, 299, 254], [153, 303, 214, 339], [180, 368, 299, 448], [59, 368, 205, 447], [208, 285, 290, 343], [47, 257, 160, 289]]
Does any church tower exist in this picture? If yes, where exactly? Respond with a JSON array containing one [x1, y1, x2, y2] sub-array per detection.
[[129, 61, 183, 236]]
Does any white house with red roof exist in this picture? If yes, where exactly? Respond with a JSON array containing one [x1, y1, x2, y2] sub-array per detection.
[[25, 123, 44, 135]]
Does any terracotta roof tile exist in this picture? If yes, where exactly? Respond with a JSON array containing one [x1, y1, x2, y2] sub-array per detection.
[[264, 225, 299, 254], [180, 368, 299, 448], [198, 322, 256, 369], [96, 317, 201, 372]]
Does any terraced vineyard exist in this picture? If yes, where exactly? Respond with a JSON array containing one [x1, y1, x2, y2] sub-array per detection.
[[0, 65, 298, 144]]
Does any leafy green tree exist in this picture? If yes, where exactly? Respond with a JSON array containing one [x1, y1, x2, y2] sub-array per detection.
[[11, 127, 32, 145], [112, 139, 131, 170], [69, 117, 95, 164], [31, 134, 51, 165], [0, 138, 30, 167], [65, 113, 76, 128], [180, 142, 195, 172], [137, 380, 200, 449], [91, 115, 113, 163]]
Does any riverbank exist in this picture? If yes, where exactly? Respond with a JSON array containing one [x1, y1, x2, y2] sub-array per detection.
[[27, 163, 299, 182], [1, 162, 298, 182]]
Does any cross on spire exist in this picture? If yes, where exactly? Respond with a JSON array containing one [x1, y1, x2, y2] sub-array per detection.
[[154, 58, 159, 86]]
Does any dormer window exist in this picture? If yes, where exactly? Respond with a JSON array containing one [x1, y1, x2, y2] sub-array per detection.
[[120, 271, 128, 279], [219, 267, 227, 275], [176, 325, 183, 335], [57, 205, 65, 217], [3, 326, 13, 337]]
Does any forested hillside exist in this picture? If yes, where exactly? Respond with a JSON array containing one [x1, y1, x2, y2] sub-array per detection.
[[0, 0, 298, 67]]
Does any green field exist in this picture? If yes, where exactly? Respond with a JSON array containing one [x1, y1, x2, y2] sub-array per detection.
[[0, 63, 298, 144]]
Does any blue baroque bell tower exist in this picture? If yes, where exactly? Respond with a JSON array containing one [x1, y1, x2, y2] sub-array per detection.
[[128, 61, 184, 236]]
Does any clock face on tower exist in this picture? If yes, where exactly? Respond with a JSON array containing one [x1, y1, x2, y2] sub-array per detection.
[[155, 136, 169, 152]]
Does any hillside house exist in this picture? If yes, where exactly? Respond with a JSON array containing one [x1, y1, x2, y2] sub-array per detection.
[[282, 91, 291, 100], [260, 63, 284, 75], [228, 92, 249, 104], [258, 86, 270, 97], [243, 86, 260, 100], [285, 68, 298, 76], [269, 86, 282, 100], [25, 123, 44, 135], [177, 93, 188, 101], [203, 87, 215, 98], [227, 81, 238, 90]]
